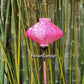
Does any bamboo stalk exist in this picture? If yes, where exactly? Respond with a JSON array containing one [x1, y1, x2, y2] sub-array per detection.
[[58, 0, 62, 84], [69, 1, 75, 84], [22, 11, 29, 84], [4, 0, 10, 47], [79, 1, 84, 83], [74, 16, 78, 84], [25, 0, 40, 83], [23, 28, 29, 84], [22, 17, 35, 84], [62, 0, 69, 64], [5, 61, 12, 84], [55, 42, 65, 84], [34, 1, 39, 70], [36, 42, 39, 69], [59, 0, 62, 58], [36, 0, 40, 21], [17, 11, 21, 84], [46, 65, 49, 84], [61, 0, 69, 83], [11, 0, 18, 78], [69, 32, 73, 84], [54, 0, 57, 25], [24, 0, 29, 25], [0, 20, 4, 84], [82, 74, 84, 84], [48, 44, 53, 84], [64, 2, 71, 84], [0, 40, 16, 84], [0, 0, 5, 83], [16, 0, 21, 84], [56, 0, 60, 52], [54, 0, 58, 83], [23, 28, 35, 84], [22, 1, 30, 83], [35, 15, 39, 75], [0, 19, 4, 35], [4, 0, 11, 83]]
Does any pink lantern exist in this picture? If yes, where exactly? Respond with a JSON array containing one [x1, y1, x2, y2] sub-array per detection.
[[26, 18, 64, 84], [26, 18, 64, 46]]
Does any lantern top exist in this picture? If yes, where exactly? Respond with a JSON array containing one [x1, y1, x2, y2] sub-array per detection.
[[39, 18, 51, 22]]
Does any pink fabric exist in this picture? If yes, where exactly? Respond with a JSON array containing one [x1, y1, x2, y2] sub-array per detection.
[[43, 61, 46, 84], [26, 18, 64, 47]]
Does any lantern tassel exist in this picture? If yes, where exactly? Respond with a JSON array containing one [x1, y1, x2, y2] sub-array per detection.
[[43, 61, 46, 84]]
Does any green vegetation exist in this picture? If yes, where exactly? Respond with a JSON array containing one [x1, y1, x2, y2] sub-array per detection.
[[0, 0, 84, 84]]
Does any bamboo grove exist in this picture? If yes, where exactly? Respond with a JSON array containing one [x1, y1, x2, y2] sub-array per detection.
[[0, 0, 84, 84]]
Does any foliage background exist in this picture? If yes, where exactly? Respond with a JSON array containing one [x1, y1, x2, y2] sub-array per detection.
[[0, 0, 84, 84]]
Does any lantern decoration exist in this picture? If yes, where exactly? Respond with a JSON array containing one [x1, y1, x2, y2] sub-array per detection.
[[26, 18, 63, 47], [26, 18, 64, 84]]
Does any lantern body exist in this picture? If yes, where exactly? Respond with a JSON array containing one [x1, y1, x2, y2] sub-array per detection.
[[26, 18, 64, 46]]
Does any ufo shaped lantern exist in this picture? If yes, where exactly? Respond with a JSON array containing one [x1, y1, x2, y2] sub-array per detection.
[[26, 18, 64, 84], [26, 18, 64, 47]]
